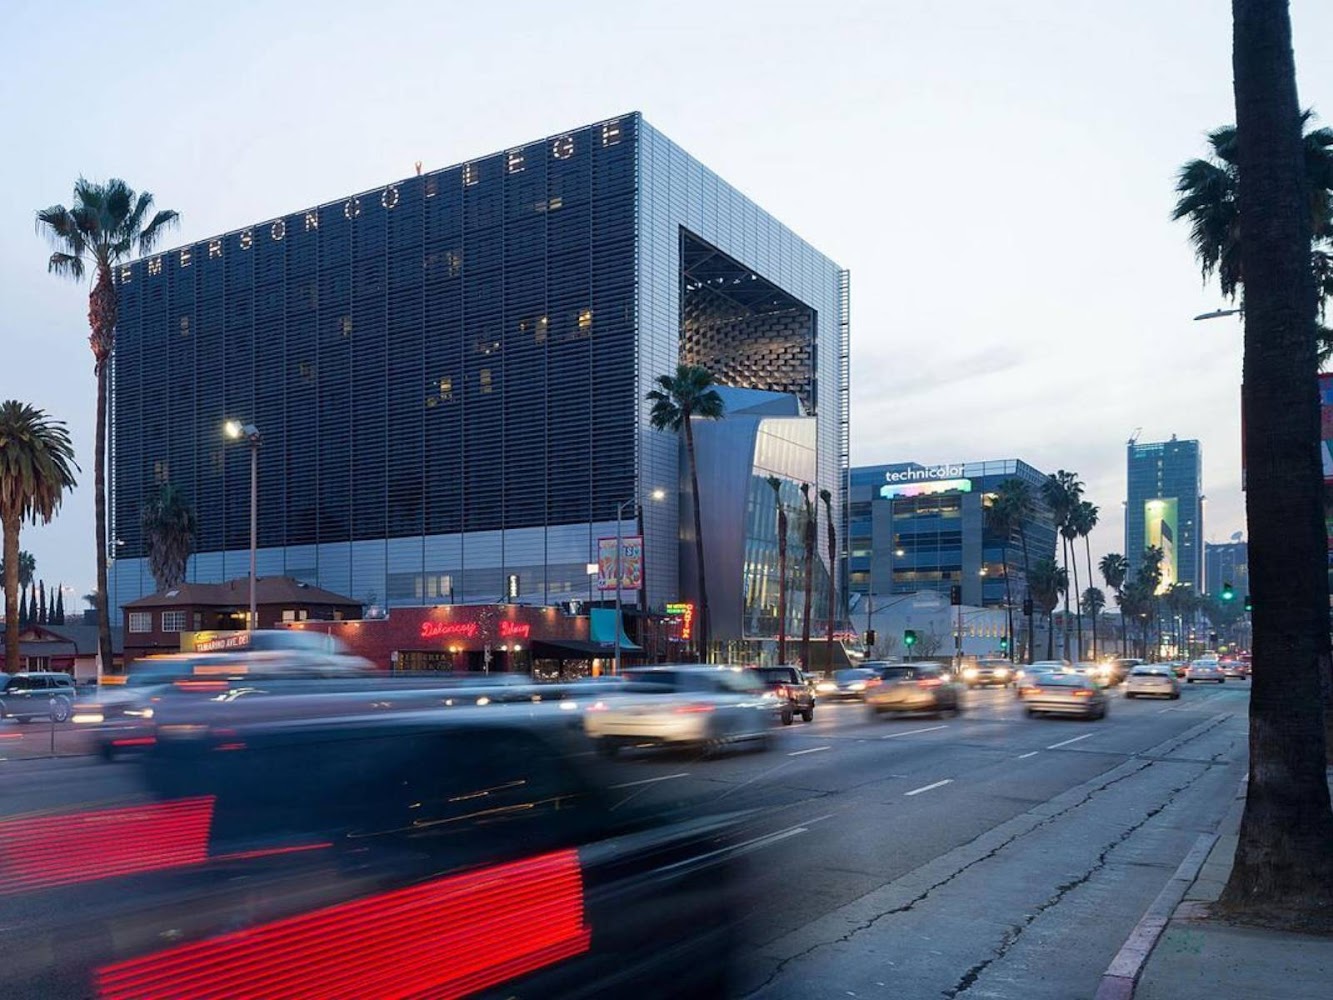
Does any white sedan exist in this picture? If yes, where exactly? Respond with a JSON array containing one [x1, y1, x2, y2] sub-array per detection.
[[584, 665, 779, 755], [1124, 665, 1181, 699], [1185, 659, 1226, 684]]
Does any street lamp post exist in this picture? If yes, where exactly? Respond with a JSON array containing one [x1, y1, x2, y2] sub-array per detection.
[[224, 420, 261, 631], [613, 488, 666, 675]]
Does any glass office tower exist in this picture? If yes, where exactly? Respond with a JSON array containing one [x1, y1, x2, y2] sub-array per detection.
[[108, 114, 848, 645], [1125, 437, 1203, 591]]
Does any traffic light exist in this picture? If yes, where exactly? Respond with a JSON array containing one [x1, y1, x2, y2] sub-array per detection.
[[1244, 594, 1253, 612], [865, 629, 877, 647], [1022, 597, 1034, 617], [1000, 636, 1009, 652], [1210, 632, 1219, 646], [1221, 582, 1235, 602], [950, 585, 962, 606], [904, 629, 918, 648]]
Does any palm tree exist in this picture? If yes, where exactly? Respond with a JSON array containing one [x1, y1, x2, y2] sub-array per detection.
[[820, 487, 837, 673], [0, 402, 79, 672], [798, 483, 816, 667], [37, 179, 179, 677], [991, 479, 1035, 662], [0, 550, 35, 598], [1081, 586, 1106, 660], [1219, 0, 1333, 920], [1042, 471, 1083, 659], [1099, 552, 1129, 656], [1075, 500, 1100, 648], [1028, 557, 1067, 660], [647, 364, 725, 658], [141, 482, 198, 592], [1173, 109, 1333, 361], [766, 476, 788, 664]]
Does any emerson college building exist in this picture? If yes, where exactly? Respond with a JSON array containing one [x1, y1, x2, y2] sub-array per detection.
[[108, 114, 849, 663]]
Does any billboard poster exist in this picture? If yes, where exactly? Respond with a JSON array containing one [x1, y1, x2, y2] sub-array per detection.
[[1321, 373, 1333, 483], [597, 535, 643, 592], [1145, 498, 1178, 595]]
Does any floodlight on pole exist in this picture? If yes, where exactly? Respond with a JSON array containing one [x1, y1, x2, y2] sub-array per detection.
[[223, 420, 262, 630]]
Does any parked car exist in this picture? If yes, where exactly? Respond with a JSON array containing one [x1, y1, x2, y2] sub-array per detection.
[[864, 663, 961, 717], [961, 658, 1015, 689], [1022, 672, 1109, 720], [1186, 659, 1226, 684], [0, 671, 77, 722], [584, 665, 778, 754], [816, 667, 878, 701], [1124, 664, 1181, 699]]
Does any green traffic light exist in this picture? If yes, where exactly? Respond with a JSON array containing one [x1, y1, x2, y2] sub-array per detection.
[[1221, 582, 1235, 601]]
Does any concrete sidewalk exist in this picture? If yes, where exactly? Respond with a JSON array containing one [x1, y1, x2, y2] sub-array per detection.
[[1126, 775, 1333, 999]]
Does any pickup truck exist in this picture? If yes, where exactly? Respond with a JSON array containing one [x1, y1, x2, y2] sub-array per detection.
[[751, 665, 816, 724]]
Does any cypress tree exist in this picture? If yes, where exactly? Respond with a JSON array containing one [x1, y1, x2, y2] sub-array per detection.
[[38, 580, 46, 626], [54, 586, 65, 626], [18, 587, 29, 628]]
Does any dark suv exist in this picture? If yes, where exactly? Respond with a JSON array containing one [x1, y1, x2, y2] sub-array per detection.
[[752, 666, 816, 724], [0, 671, 77, 722]]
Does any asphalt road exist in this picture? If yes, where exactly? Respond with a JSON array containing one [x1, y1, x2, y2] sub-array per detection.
[[597, 679, 1251, 999], [2, 677, 1251, 999]]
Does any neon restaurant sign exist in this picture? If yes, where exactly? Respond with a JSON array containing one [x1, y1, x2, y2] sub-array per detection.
[[418, 619, 533, 641]]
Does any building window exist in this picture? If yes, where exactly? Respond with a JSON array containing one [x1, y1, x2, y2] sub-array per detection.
[[281, 609, 309, 622], [193, 612, 203, 631], [129, 612, 152, 633], [479, 368, 493, 394], [161, 610, 187, 633]]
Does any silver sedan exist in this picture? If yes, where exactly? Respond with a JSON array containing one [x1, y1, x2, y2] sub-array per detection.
[[1124, 665, 1181, 700]]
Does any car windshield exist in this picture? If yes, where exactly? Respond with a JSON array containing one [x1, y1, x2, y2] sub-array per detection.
[[1038, 675, 1088, 687], [713, 670, 765, 694], [835, 669, 874, 682], [879, 667, 915, 680], [756, 668, 797, 684], [1132, 667, 1171, 677]]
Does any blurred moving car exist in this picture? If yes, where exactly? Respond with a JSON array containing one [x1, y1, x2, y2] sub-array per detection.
[[961, 658, 1014, 689], [1013, 661, 1069, 696], [1022, 672, 1108, 719], [0, 671, 77, 722], [584, 665, 777, 754], [8, 704, 744, 998], [816, 667, 878, 701], [1071, 662, 1117, 688], [1221, 660, 1249, 679], [864, 663, 961, 717], [750, 665, 815, 724], [1186, 659, 1226, 684], [1123, 664, 1181, 699]]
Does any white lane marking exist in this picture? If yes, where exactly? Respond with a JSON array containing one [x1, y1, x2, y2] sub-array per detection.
[[608, 772, 689, 789], [1017, 751, 1040, 759], [788, 745, 831, 757], [1046, 733, 1095, 750], [880, 725, 948, 740], [904, 778, 953, 796]]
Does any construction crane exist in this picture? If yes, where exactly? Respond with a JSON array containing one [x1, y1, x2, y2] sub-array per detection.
[[1127, 427, 1142, 447]]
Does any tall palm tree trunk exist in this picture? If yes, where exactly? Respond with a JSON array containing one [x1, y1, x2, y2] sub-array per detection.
[[1019, 524, 1033, 664], [1222, 0, 1333, 917], [3, 515, 19, 671], [800, 501, 814, 667], [1070, 545, 1083, 660], [683, 416, 710, 659], [1002, 540, 1014, 661], [1060, 537, 1072, 659], [93, 331, 113, 676], [1119, 591, 1128, 656], [1084, 536, 1096, 659], [1045, 610, 1055, 660], [825, 500, 837, 674]]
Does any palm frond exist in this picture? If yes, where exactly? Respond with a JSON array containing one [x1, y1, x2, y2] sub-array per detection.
[[47, 252, 85, 280], [138, 209, 180, 255]]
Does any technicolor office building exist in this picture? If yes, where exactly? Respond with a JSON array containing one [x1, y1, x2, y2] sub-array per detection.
[[1125, 436, 1203, 591], [847, 460, 1057, 608], [107, 113, 849, 654]]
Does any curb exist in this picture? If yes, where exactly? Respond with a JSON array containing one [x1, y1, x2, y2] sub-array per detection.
[[1093, 831, 1219, 1000]]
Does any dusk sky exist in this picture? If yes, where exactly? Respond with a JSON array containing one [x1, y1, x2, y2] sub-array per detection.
[[3, 0, 1331, 603]]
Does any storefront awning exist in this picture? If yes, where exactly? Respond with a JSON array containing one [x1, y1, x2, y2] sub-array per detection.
[[590, 609, 640, 650]]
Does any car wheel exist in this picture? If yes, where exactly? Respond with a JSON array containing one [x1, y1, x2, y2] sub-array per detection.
[[1171, 692, 1180, 700], [801, 707, 814, 723], [51, 698, 71, 723], [1218, 678, 1225, 684], [1026, 707, 1038, 717], [781, 710, 793, 726], [1187, 678, 1194, 684], [595, 738, 620, 758], [1125, 692, 1135, 699]]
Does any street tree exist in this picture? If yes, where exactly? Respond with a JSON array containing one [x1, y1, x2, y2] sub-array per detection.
[[37, 179, 178, 679], [141, 482, 198, 592], [0, 550, 35, 596], [798, 483, 815, 667], [991, 479, 1036, 662], [647, 364, 725, 658], [1099, 552, 1129, 656], [1028, 557, 1067, 660], [1075, 501, 1100, 652], [1219, 0, 1333, 926], [0, 402, 78, 672], [1042, 471, 1084, 658], [820, 487, 837, 672], [1081, 587, 1106, 660]]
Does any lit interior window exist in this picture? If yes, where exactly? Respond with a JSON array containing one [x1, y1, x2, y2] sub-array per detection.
[[578, 309, 593, 330], [548, 196, 563, 211], [480, 368, 493, 393], [340, 317, 353, 337]]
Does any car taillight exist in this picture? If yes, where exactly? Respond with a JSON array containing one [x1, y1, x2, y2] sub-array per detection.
[[674, 703, 715, 714], [866, 677, 882, 688], [776, 684, 789, 699], [918, 678, 942, 688], [586, 700, 608, 712], [1074, 689, 1094, 698], [1023, 686, 1040, 697]]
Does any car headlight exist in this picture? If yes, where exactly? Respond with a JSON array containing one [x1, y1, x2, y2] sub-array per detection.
[[849, 681, 865, 691], [963, 667, 978, 680], [995, 668, 1009, 679], [817, 681, 837, 693]]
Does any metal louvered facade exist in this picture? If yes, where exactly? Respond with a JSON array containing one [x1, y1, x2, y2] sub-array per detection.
[[109, 113, 846, 638]]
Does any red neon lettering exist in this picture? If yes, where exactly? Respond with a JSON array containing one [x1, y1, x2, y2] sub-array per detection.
[[420, 621, 479, 640], [498, 621, 531, 639]]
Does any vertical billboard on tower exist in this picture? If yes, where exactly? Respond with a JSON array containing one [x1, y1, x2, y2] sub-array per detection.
[[1145, 498, 1178, 595], [597, 536, 643, 592]]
